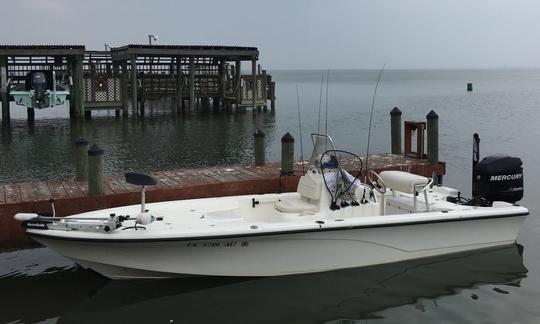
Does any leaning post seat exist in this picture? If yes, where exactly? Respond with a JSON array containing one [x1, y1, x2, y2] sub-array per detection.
[[379, 170, 430, 212], [275, 171, 322, 213], [125, 172, 158, 215]]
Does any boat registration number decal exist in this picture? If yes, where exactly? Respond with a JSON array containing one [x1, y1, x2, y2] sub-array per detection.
[[185, 241, 249, 248]]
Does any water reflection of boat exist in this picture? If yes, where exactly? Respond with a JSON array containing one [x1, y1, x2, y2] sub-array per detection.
[[0, 244, 526, 323]]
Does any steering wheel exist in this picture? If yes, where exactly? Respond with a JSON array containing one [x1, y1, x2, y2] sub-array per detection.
[[368, 170, 386, 194]]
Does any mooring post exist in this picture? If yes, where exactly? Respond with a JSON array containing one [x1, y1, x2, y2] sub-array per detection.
[[270, 81, 276, 112], [88, 144, 104, 196], [121, 60, 128, 116], [235, 60, 242, 110], [189, 57, 195, 111], [467, 83, 473, 92], [175, 57, 182, 112], [254, 129, 265, 165], [1, 55, 11, 125], [71, 54, 84, 119], [251, 58, 257, 110], [281, 133, 295, 175], [75, 137, 89, 181], [390, 107, 402, 154], [426, 110, 439, 164], [130, 55, 138, 116]]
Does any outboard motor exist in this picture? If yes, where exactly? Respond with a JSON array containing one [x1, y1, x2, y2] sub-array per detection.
[[25, 71, 52, 106], [472, 134, 524, 204], [31, 72, 47, 103]]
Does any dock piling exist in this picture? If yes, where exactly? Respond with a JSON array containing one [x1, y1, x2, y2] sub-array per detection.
[[281, 133, 295, 175], [0, 55, 10, 125], [390, 107, 402, 154], [75, 137, 89, 181], [426, 110, 439, 164], [88, 144, 104, 196], [254, 129, 265, 165], [467, 83, 473, 92]]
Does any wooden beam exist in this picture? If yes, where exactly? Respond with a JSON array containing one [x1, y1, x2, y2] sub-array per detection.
[[189, 57, 195, 111], [0, 56, 10, 125], [131, 55, 138, 116], [71, 54, 84, 119]]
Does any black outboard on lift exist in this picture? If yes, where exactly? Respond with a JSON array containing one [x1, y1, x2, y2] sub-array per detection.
[[472, 133, 524, 205], [25, 71, 53, 106]]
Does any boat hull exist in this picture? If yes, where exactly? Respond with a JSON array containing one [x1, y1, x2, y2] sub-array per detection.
[[30, 214, 526, 279]]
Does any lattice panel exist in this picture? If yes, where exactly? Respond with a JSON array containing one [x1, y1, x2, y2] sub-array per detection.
[[240, 76, 266, 103], [83, 75, 121, 103]]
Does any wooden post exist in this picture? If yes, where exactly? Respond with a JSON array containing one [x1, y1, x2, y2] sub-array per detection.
[[1, 56, 10, 125], [27, 108, 35, 123], [175, 57, 182, 112], [121, 60, 128, 116], [467, 83, 473, 92], [281, 133, 294, 175], [220, 60, 226, 107], [130, 56, 138, 116], [139, 72, 145, 117], [270, 81, 276, 112], [75, 137, 89, 181], [189, 57, 195, 111], [426, 110, 439, 163], [254, 129, 265, 165], [88, 144, 104, 196], [71, 55, 84, 119], [251, 58, 257, 110], [235, 60, 242, 109], [390, 107, 402, 154], [262, 69, 268, 111]]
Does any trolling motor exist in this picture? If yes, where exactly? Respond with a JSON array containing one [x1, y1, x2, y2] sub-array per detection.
[[471, 133, 524, 205]]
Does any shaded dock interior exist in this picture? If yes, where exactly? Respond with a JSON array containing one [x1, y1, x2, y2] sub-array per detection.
[[0, 44, 275, 124]]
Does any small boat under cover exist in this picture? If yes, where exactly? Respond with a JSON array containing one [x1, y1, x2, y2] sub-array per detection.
[[14, 134, 528, 279]]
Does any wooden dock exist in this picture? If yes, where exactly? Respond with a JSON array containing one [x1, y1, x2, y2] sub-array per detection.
[[0, 154, 444, 249]]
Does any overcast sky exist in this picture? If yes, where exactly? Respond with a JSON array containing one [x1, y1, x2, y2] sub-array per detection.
[[2, 0, 539, 69]]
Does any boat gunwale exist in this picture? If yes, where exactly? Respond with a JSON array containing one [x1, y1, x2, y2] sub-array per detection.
[[27, 211, 529, 243]]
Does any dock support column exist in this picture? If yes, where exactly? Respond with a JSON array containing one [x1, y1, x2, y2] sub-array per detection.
[[254, 129, 265, 165], [270, 81, 276, 112], [220, 60, 226, 107], [426, 110, 439, 163], [71, 55, 84, 119], [251, 58, 257, 110], [27, 108, 35, 123], [281, 133, 294, 175], [390, 107, 402, 154], [121, 60, 128, 116], [88, 144, 104, 196], [1, 56, 10, 125], [235, 60, 242, 110], [75, 137, 89, 181], [131, 56, 138, 116], [175, 57, 183, 112], [189, 57, 195, 111]]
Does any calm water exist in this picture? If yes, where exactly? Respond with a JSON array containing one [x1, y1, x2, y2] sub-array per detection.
[[1, 69, 540, 323]]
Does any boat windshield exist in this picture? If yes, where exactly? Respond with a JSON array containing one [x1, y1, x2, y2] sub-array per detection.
[[309, 133, 336, 169]]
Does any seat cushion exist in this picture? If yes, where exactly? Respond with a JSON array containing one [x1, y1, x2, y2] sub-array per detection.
[[379, 171, 429, 194], [275, 197, 319, 213]]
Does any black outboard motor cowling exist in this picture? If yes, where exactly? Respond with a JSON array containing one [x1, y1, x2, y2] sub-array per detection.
[[31, 72, 47, 103], [472, 155, 523, 203]]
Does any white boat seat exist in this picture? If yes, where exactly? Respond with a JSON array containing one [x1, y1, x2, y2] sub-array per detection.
[[379, 171, 429, 194], [275, 197, 319, 213], [275, 172, 322, 213]]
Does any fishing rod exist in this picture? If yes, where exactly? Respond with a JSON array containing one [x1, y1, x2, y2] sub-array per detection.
[[365, 64, 386, 174], [325, 69, 330, 136], [296, 84, 305, 174], [317, 73, 324, 133]]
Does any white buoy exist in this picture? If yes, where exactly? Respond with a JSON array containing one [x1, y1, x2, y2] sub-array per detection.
[[14, 213, 39, 222]]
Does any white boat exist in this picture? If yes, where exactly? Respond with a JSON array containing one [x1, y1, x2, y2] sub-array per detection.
[[10, 70, 69, 109], [14, 134, 527, 279]]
